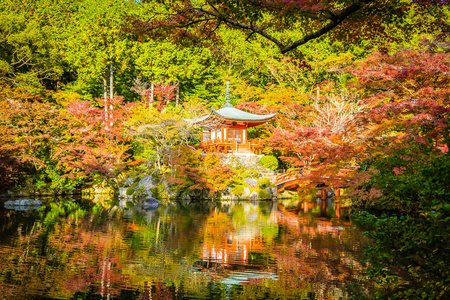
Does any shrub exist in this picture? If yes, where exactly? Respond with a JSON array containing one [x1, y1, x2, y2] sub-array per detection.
[[259, 155, 278, 171], [150, 184, 168, 199], [231, 185, 245, 198], [258, 177, 272, 188], [258, 188, 271, 199], [126, 187, 134, 195]]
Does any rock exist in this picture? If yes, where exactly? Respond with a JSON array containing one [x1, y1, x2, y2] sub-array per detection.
[[266, 187, 273, 197], [249, 191, 258, 201], [137, 176, 156, 191], [5, 199, 42, 206], [124, 177, 134, 186], [278, 190, 297, 199], [4, 199, 43, 210], [243, 187, 251, 198], [244, 178, 258, 188], [272, 187, 278, 198], [142, 197, 162, 210], [118, 187, 128, 198], [182, 193, 191, 201]]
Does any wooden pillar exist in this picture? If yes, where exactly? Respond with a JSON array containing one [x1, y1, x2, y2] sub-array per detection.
[[321, 197, 327, 215], [335, 199, 341, 219], [335, 187, 340, 197]]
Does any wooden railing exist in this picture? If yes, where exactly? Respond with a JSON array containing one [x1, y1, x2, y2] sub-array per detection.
[[274, 168, 306, 186], [200, 138, 264, 155], [274, 167, 357, 195]]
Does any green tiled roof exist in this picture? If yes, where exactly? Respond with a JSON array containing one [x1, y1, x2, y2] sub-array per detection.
[[186, 81, 277, 124], [212, 106, 277, 121]]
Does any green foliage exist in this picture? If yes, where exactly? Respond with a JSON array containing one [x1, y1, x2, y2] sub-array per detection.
[[355, 142, 450, 213], [258, 188, 270, 199], [126, 187, 134, 195], [150, 184, 168, 199], [352, 211, 449, 299], [259, 155, 279, 171], [351, 142, 450, 299], [0, 9, 64, 93], [35, 162, 84, 191], [232, 168, 259, 183], [258, 178, 272, 189], [231, 185, 245, 198]]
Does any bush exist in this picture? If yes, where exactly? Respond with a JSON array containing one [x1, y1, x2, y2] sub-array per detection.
[[126, 187, 134, 195], [259, 155, 278, 171], [258, 177, 272, 188], [231, 185, 245, 198], [150, 184, 168, 199], [258, 188, 271, 199]]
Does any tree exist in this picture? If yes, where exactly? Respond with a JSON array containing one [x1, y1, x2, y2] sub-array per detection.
[[64, 0, 139, 108], [135, 40, 222, 106], [0, 8, 64, 93], [135, 0, 449, 54]]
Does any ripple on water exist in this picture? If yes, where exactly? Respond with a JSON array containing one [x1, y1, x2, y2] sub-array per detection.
[[0, 199, 367, 299]]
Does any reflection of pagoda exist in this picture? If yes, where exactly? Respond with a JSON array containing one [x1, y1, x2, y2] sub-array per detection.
[[196, 201, 364, 291], [193, 82, 277, 155], [200, 210, 265, 267]]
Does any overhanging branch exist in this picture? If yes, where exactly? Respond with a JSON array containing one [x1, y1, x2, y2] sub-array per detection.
[[199, 0, 374, 54]]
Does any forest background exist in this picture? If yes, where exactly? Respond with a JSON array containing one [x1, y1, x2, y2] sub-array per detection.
[[0, 0, 449, 298]]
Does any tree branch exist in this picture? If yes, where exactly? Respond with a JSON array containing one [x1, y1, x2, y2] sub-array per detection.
[[199, 0, 373, 53]]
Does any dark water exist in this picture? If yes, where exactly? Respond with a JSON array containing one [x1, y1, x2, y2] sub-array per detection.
[[0, 197, 367, 299]]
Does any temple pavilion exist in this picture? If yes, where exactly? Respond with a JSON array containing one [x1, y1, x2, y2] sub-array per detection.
[[193, 83, 277, 155]]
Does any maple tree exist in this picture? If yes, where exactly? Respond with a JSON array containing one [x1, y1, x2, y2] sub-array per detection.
[[135, 0, 449, 54], [55, 97, 135, 186], [0, 84, 136, 191], [167, 145, 235, 197], [343, 46, 450, 298]]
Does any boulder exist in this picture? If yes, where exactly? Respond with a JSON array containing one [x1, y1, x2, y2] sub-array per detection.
[[142, 197, 162, 210], [272, 187, 278, 198], [4, 199, 43, 210], [5, 199, 42, 206], [266, 187, 273, 197], [118, 187, 128, 198], [137, 176, 156, 191], [181, 193, 191, 201], [243, 187, 251, 198], [124, 177, 134, 186], [244, 178, 258, 188], [249, 191, 259, 201]]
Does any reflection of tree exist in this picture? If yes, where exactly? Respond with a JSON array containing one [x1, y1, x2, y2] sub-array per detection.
[[0, 200, 212, 298], [198, 200, 367, 298], [0, 199, 367, 299]]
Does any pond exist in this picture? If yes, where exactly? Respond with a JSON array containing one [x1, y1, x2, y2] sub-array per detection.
[[0, 197, 368, 299]]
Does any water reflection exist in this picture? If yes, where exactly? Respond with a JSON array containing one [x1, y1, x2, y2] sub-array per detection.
[[0, 197, 366, 299]]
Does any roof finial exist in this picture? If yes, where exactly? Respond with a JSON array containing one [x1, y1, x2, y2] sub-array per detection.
[[223, 81, 233, 108], [226, 81, 230, 104]]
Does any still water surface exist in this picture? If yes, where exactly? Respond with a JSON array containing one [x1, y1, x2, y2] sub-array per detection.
[[0, 198, 367, 299]]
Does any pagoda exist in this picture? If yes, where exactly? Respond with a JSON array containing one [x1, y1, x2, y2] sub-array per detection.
[[193, 82, 277, 155]]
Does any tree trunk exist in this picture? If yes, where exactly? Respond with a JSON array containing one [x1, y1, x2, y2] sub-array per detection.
[[109, 58, 114, 99], [103, 75, 108, 128], [175, 82, 180, 107], [150, 82, 154, 107], [109, 58, 114, 127]]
